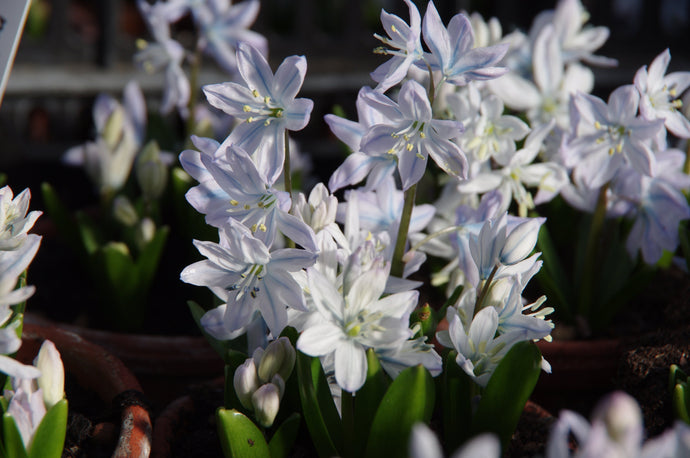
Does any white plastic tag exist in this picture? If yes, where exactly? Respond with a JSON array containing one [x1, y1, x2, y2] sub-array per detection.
[[0, 0, 32, 108]]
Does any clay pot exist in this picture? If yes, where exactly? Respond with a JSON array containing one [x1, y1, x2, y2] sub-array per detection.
[[18, 323, 153, 458]]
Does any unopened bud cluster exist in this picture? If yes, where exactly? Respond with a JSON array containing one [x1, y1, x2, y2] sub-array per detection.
[[233, 337, 295, 427]]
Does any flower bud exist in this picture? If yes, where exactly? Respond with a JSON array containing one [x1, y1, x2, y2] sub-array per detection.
[[102, 107, 125, 150], [257, 337, 295, 384], [500, 219, 541, 265], [34, 340, 64, 409], [136, 140, 168, 201], [591, 391, 643, 454], [233, 359, 259, 411], [112, 196, 139, 227], [135, 217, 156, 248], [271, 374, 285, 400], [251, 383, 281, 428]]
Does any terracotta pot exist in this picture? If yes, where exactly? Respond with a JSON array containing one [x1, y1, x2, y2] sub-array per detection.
[[24, 313, 224, 406], [18, 323, 153, 458], [532, 338, 623, 415]]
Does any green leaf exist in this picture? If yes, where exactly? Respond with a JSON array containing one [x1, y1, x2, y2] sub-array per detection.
[[353, 349, 390, 457], [75, 210, 103, 256], [216, 408, 270, 458], [28, 399, 67, 458], [134, 225, 169, 291], [673, 382, 690, 424], [2, 414, 28, 458], [441, 351, 473, 451], [535, 223, 573, 320], [363, 365, 434, 458], [40, 182, 81, 253], [295, 351, 341, 457], [471, 341, 542, 450], [268, 413, 301, 458]]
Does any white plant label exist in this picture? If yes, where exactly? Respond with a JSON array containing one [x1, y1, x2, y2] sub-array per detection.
[[0, 0, 32, 107]]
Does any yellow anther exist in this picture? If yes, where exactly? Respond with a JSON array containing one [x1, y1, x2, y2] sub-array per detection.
[[264, 96, 271, 104], [403, 134, 410, 141], [259, 223, 267, 232], [257, 201, 264, 208], [251, 224, 258, 232], [387, 148, 396, 155], [244, 204, 251, 210], [264, 119, 271, 126], [243, 105, 252, 112], [616, 143, 623, 153], [674, 100, 683, 108], [416, 153, 425, 160], [135, 38, 148, 50], [365, 231, 373, 241], [608, 147, 615, 156], [391, 25, 397, 33], [594, 121, 602, 129], [419, 132, 426, 139], [406, 143, 414, 151], [252, 89, 260, 97], [669, 88, 678, 97], [596, 137, 605, 144], [230, 200, 239, 206], [247, 117, 255, 123]]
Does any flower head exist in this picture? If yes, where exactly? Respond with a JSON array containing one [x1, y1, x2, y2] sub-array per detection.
[[203, 43, 313, 184]]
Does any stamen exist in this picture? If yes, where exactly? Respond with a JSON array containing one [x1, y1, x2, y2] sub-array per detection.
[[252, 89, 260, 98]]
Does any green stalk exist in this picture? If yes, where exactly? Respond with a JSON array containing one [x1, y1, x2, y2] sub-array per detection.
[[577, 183, 609, 322], [684, 140, 690, 175], [284, 130, 295, 249], [184, 45, 203, 147], [391, 184, 417, 278], [474, 265, 498, 317], [341, 389, 354, 458], [283, 130, 293, 200]]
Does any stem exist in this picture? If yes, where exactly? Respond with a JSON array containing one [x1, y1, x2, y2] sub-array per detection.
[[283, 130, 295, 249], [410, 224, 462, 252], [391, 183, 417, 278], [283, 130, 293, 200], [684, 140, 690, 175], [425, 61, 436, 106], [474, 264, 498, 317], [184, 45, 203, 147], [578, 183, 609, 322], [341, 389, 354, 458]]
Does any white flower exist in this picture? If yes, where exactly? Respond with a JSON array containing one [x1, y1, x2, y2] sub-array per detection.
[[296, 254, 417, 392], [0, 187, 42, 251]]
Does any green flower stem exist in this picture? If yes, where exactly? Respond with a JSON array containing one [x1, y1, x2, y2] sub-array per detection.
[[341, 389, 354, 458], [284, 130, 295, 249], [185, 45, 203, 147], [578, 183, 609, 322], [391, 184, 417, 279], [475, 265, 499, 317], [684, 140, 690, 175]]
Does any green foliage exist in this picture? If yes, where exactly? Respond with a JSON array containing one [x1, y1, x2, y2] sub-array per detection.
[[216, 409, 271, 458], [670, 364, 690, 424]]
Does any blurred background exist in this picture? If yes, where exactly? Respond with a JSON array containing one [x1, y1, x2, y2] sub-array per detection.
[[1, 0, 689, 180]]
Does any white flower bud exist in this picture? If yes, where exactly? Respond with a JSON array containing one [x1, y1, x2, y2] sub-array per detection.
[[591, 391, 643, 455], [34, 340, 64, 409], [257, 337, 295, 384], [271, 374, 285, 400], [251, 383, 281, 428], [500, 219, 541, 265], [136, 140, 168, 201], [233, 359, 259, 411], [135, 217, 156, 248], [102, 107, 125, 150], [112, 196, 139, 227]]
